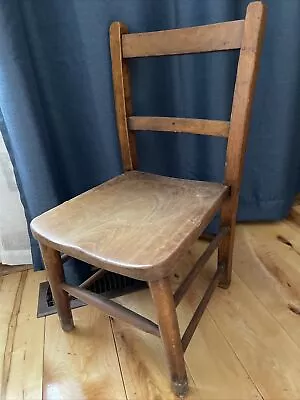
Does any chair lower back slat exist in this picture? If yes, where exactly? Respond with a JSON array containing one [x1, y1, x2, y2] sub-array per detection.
[[128, 116, 230, 137]]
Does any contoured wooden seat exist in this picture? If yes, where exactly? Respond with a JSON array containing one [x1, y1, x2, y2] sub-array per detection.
[[32, 171, 228, 280]]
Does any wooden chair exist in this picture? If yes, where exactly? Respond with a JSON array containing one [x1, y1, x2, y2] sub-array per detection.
[[31, 2, 265, 397]]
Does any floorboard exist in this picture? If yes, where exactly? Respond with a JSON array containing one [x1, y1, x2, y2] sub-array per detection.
[[43, 306, 127, 400], [4, 270, 46, 400], [235, 224, 300, 348], [196, 248, 300, 400], [0, 273, 23, 399]]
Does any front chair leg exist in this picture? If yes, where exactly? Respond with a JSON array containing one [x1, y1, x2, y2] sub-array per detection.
[[40, 243, 74, 332], [149, 277, 188, 397]]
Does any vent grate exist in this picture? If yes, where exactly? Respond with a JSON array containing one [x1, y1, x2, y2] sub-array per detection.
[[37, 271, 147, 318]]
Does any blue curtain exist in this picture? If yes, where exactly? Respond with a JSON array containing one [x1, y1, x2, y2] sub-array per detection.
[[0, 0, 300, 282]]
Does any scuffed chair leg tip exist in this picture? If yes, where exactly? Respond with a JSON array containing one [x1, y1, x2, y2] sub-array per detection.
[[172, 379, 189, 398], [218, 280, 231, 289], [217, 263, 231, 289], [61, 321, 75, 332]]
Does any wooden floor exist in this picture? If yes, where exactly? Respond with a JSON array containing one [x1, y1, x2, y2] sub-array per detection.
[[1, 218, 300, 399]]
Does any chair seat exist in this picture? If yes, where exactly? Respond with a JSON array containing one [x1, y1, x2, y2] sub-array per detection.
[[31, 171, 229, 280]]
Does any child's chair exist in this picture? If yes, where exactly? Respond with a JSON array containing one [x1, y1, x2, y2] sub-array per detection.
[[31, 2, 266, 396]]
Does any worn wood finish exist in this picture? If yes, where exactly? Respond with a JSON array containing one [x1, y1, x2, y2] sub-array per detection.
[[218, 1, 266, 288], [122, 20, 244, 58], [128, 116, 230, 137], [110, 22, 137, 171], [39, 244, 74, 332], [150, 278, 188, 397], [61, 283, 160, 337], [31, 171, 228, 281], [174, 227, 229, 306]]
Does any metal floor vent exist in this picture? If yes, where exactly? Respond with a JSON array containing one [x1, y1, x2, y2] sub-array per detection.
[[37, 271, 147, 318]]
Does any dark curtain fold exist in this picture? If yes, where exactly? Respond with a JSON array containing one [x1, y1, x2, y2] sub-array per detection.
[[0, 0, 300, 282]]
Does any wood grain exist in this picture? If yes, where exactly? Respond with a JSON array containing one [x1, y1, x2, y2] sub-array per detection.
[[0, 272, 23, 399], [0, 263, 32, 277], [193, 229, 300, 400], [208, 271, 300, 399], [43, 307, 126, 400], [31, 171, 228, 280], [110, 21, 137, 171], [236, 223, 300, 348], [122, 20, 244, 58], [5, 270, 46, 400], [219, 1, 266, 287], [128, 116, 230, 137]]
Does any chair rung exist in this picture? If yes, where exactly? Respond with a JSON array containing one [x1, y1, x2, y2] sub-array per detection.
[[61, 283, 160, 337], [174, 227, 229, 306], [128, 116, 230, 137], [79, 269, 106, 289], [181, 267, 222, 352]]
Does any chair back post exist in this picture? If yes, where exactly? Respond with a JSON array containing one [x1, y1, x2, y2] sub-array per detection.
[[110, 22, 137, 171], [218, 2, 266, 282]]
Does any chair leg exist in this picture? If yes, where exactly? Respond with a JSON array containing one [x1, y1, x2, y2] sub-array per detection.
[[40, 243, 74, 332], [149, 277, 188, 397], [218, 222, 235, 289]]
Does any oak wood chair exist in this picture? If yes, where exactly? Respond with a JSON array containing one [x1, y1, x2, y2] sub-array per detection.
[[31, 2, 265, 397]]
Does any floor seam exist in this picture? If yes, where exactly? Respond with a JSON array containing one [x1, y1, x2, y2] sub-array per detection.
[[109, 317, 129, 400], [41, 316, 46, 400], [0, 271, 27, 400], [207, 307, 265, 400]]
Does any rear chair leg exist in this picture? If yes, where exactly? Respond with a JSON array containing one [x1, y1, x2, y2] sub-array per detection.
[[40, 243, 74, 332], [218, 222, 235, 289], [149, 277, 188, 397]]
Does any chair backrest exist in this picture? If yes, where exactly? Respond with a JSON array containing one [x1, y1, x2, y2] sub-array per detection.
[[109, 1, 266, 200]]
